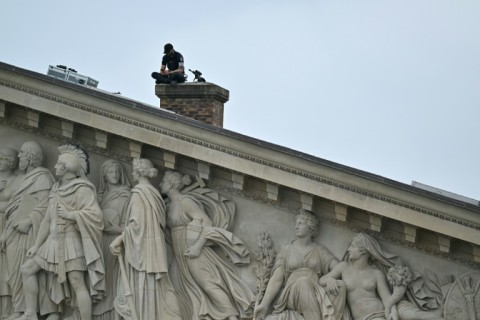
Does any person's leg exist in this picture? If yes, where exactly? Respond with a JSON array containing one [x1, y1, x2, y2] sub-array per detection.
[[171, 73, 186, 83], [67, 271, 91, 320], [17, 259, 42, 320], [151, 72, 171, 84]]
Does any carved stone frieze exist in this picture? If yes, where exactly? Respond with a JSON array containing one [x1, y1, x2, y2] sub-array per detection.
[[0, 64, 479, 320], [1, 78, 477, 235], [444, 271, 480, 320]]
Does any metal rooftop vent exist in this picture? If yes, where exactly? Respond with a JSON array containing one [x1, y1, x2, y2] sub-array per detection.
[[47, 65, 99, 88]]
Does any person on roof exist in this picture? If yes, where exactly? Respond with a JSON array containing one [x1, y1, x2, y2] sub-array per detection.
[[151, 43, 186, 85]]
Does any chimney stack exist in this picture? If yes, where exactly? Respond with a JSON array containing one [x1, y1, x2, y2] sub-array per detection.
[[155, 83, 229, 127]]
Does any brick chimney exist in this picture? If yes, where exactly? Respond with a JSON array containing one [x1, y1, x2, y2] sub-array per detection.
[[155, 83, 229, 127]]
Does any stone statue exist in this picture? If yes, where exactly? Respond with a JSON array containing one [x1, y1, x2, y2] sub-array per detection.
[[159, 170, 255, 320], [93, 160, 131, 320], [0, 142, 55, 320], [320, 233, 444, 320], [253, 209, 348, 320], [18, 144, 105, 320], [109, 158, 182, 320], [0, 148, 19, 320]]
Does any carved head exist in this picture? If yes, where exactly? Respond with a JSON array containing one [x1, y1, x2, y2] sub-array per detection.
[[160, 170, 192, 193], [99, 159, 131, 191], [0, 147, 19, 170], [132, 158, 158, 180], [350, 234, 368, 252], [19, 141, 44, 170], [295, 209, 319, 238], [347, 233, 401, 270], [57, 144, 89, 177], [347, 234, 369, 261]]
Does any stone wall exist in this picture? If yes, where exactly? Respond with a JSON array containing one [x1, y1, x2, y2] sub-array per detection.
[[0, 61, 479, 319]]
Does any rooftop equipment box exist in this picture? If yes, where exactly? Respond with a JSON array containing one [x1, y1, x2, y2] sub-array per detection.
[[47, 65, 99, 88]]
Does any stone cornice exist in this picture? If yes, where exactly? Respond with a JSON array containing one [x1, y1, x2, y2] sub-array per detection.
[[155, 82, 229, 103], [0, 72, 479, 245]]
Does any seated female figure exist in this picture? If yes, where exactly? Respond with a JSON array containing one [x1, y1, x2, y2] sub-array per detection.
[[320, 233, 444, 320], [254, 210, 347, 320]]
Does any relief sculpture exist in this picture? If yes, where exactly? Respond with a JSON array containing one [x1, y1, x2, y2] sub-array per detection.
[[0, 140, 475, 320], [109, 159, 182, 320], [0, 142, 55, 320], [253, 209, 348, 320], [0, 148, 19, 320], [443, 271, 480, 320], [320, 233, 446, 320], [18, 144, 105, 320], [160, 170, 255, 320], [93, 160, 131, 320]]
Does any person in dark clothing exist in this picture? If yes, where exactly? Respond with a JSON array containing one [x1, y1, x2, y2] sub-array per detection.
[[151, 43, 186, 85]]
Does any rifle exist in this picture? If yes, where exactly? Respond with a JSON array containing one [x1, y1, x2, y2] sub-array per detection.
[[188, 69, 206, 82]]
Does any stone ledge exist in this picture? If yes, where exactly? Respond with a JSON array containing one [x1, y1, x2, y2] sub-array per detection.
[[155, 82, 229, 103]]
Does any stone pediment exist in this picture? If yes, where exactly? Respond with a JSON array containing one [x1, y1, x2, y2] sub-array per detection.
[[0, 61, 479, 320]]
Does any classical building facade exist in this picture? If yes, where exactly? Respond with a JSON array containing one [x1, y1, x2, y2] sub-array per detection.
[[0, 61, 478, 320]]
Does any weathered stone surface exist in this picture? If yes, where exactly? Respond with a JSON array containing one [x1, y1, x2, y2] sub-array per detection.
[[0, 61, 478, 319]]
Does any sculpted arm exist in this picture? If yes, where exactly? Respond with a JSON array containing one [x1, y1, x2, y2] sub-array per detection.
[[26, 212, 50, 257], [182, 197, 212, 258], [253, 264, 286, 319], [375, 269, 398, 320], [329, 258, 339, 271], [14, 189, 50, 233], [319, 261, 347, 295]]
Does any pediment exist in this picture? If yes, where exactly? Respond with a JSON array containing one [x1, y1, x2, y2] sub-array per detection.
[[1, 61, 479, 320]]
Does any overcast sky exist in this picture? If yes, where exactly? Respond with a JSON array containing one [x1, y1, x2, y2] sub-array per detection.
[[2, 1, 479, 200]]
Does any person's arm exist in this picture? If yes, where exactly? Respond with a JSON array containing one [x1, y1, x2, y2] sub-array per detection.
[[253, 265, 285, 319], [183, 197, 212, 258], [168, 53, 185, 75], [160, 64, 169, 75], [26, 212, 51, 257], [375, 269, 399, 320], [169, 65, 184, 75], [329, 258, 339, 271], [319, 261, 347, 295]]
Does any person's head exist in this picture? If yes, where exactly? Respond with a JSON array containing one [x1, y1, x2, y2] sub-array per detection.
[[132, 158, 157, 182], [55, 144, 89, 178], [0, 147, 18, 171], [99, 159, 131, 191], [345, 233, 401, 270], [164, 43, 174, 56], [294, 209, 319, 239], [159, 170, 191, 194], [19, 141, 44, 171], [347, 234, 369, 261]]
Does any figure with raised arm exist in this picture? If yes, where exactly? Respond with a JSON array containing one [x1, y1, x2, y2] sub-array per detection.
[[93, 160, 131, 320], [17, 144, 105, 320], [109, 159, 182, 320]]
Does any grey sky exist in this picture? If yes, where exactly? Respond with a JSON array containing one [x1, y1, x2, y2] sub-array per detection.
[[2, 1, 479, 199]]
